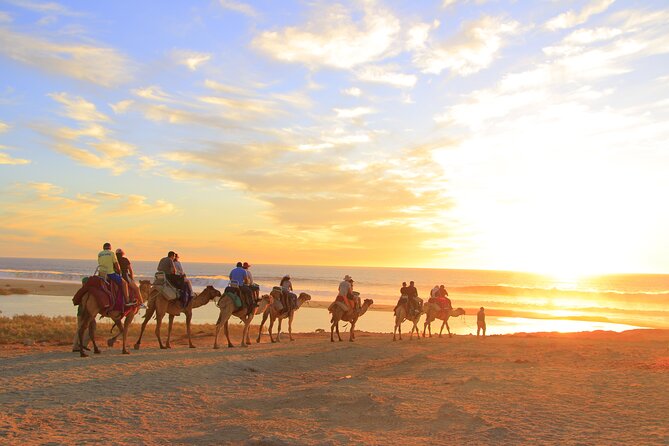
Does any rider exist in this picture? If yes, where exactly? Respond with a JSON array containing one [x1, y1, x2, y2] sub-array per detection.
[[174, 253, 193, 304], [280, 274, 293, 314], [229, 261, 254, 315], [394, 281, 409, 313], [98, 242, 133, 306], [406, 280, 419, 315], [338, 275, 355, 310], [157, 251, 189, 307], [116, 248, 143, 306], [243, 261, 259, 301], [437, 284, 452, 310]]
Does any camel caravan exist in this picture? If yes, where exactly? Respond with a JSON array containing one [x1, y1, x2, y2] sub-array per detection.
[[72, 243, 473, 358]]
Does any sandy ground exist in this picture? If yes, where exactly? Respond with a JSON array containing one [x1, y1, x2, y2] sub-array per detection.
[[0, 328, 668, 445]]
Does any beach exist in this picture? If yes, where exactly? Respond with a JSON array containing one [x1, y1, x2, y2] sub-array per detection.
[[1, 328, 668, 445]]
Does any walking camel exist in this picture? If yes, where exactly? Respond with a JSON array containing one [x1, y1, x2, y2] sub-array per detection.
[[329, 298, 374, 342], [392, 301, 423, 341], [423, 304, 466, 338], [134, 285, 221, 350], [256, 290, 311, 343], [214, 293, 272, 349]]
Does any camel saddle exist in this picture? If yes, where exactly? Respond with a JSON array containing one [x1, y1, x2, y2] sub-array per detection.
[[72, 276, 124, 315], [221, 286, 243, 310], [152, 272, 179, 301]]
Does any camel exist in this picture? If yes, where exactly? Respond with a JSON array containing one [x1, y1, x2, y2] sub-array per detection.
[[213, 293, 272, 349], [76, 287, 141, 358], [392, 301, 423, 341], [133, 285, 221, 350], [329, 298, 373, 342], [422, 304, 466, 338], [256, 290, 311, 343], [74, 279, 152, 352]]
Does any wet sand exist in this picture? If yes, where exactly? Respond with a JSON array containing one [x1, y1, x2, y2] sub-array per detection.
[[0, 329, 667, 444]]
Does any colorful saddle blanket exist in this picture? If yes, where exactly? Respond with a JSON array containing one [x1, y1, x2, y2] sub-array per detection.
[[72, 276, 124, 314]]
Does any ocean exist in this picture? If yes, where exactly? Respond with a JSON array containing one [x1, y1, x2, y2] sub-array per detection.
[[1, 257, 667, 334]]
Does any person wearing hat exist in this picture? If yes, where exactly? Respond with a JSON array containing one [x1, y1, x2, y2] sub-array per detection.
[[174, 253, 193, 306], [338, 275, 356, 310], [243, 262, 259, 302], [230, 262, 254, 315], [116, 248, 143, 306], [280, 274, 293, 314], [98, 242, 132, 306]]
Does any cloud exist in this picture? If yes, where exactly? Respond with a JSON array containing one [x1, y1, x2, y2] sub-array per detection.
[[0, 11, 12, 23], [109, 99, 134, 114], [4, 0, 79, 16], [48, 92, 109, 122], [545, 0, 615, 31], [219, 0, 257, 17], [342, 87, 362, 97], [333, 106, 375, 119], [172, 49, 212, 71], [0, 121, 9, 133], [0, 28, 132, 86], [253, 2, 401, 69], [356, 64, 417, 88], [0, 145, 30, 165], [413, 16, 520, 76]]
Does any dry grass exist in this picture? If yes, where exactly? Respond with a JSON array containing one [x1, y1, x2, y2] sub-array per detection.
[[0, 314, 252, 345], [0, 287, 30, 295]]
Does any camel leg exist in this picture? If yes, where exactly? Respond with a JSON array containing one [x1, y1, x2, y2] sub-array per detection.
[[77, 312, 91, 358], [224, 321, 234, 348], [288, 313, 295, 341], [134, 305, 155, 350], [439, 320, 445, 337], [276, 318, 283, 343], [245, 319, 252, 345], [240, 321, 249, 348], [119, 317, 130, 354], [422, 320, 427, 338], [186, 311, 196, 348], [90, 319, 101, 354], [268, 317, 276, 343], [446, 320, 452, 338], [330, 320, 336, 342], [349, 322, 355, 342], [398, 319, 402, 341], [166, 314, 175, 348], [155, 313, 166, 349], [256, 311, 269, 343], [336, 322, 342, 341]]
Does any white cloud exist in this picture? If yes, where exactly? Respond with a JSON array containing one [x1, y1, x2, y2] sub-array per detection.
[[0, 145, 30, 165], [413, 16, 520, 76], [253, 2, 401, 69], [4, 0, 78, 16], [109, 99, 134, 114], [219, 0, 256, 17], [334, 106, 375, 119], [356, 65, 417, 88], [342, 87, 362, 97], [545, 0, 615, 31], [0, 121, 9, 133], [172, 50, 212, 71], [48, 92, 109, 122], [0, 11, 12, 23], [0, 28, 132, 87]]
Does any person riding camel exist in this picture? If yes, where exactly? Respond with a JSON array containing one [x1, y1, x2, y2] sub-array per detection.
[[115, 248, 143, 306], [98, 242, 133, 306], [244, 262, 260, 302], [394, 281, 409, 313], [157, 251, 190, 308], [338, 275, 356, 310], [437, 284, 452, 310], [174, 253, 193, 302], [280, 274, 293, 314], [406, 280, 419, 316], [229, 261, 254, 315]]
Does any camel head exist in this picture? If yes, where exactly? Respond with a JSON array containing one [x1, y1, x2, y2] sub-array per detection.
[[257, 293, 272, 313], [363, 298, 374, 307], [298, 292, 311, 302], [203, 285, 222, 301], [139, 280, 152, 301], [452, 307, 465, 317]]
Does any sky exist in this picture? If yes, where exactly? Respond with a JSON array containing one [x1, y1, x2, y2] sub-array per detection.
[[0, 0, 668, 275]]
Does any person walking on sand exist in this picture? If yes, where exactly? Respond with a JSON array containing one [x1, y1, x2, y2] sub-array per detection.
[[477, 307, 486, 337]]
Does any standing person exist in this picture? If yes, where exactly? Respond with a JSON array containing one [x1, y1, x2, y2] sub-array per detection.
[[98, 242, 132, 306], [116, 248, 142, 305], [477, 307, 486, 337], [229, 261, 253, 314], [280, 274, 293, 314], [174, 253, 193, 304]]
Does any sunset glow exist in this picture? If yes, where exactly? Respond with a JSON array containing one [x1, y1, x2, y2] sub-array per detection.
[[1, 1, 668, 275]]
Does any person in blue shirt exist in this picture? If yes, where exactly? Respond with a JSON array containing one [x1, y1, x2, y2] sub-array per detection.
[[229, 262, 254, 314]]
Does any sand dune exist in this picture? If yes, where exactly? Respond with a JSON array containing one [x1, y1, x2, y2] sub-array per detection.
[[0, 329, 667, 444]]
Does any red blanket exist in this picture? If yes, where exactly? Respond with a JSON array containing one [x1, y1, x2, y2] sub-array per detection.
[[428, 296, 451, 310], [335, 295, 355, 311], [72, 276, 116, 310]]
